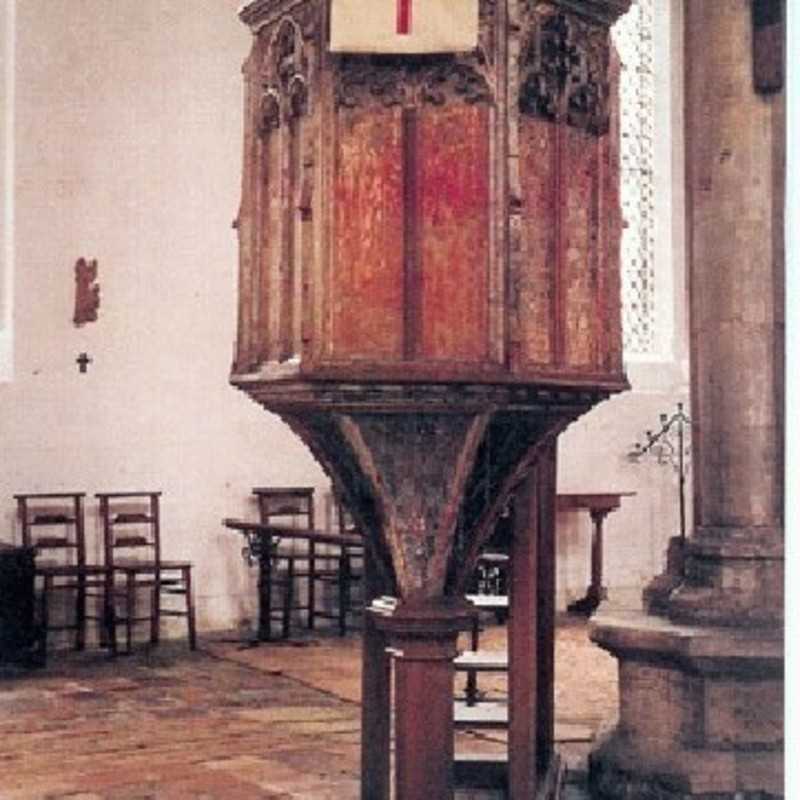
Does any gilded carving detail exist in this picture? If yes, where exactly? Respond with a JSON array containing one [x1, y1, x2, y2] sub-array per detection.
[[519, 6, 611, 135]]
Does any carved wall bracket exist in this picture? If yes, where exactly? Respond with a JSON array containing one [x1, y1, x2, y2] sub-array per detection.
[[73, 258, 100, 327]]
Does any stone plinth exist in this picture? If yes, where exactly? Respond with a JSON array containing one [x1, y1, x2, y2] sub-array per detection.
[[590, 612, 783, 799]]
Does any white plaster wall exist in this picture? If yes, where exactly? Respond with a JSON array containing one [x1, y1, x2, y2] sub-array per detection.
[[0, 0, 329, 633], [0, 0, 14, 380]]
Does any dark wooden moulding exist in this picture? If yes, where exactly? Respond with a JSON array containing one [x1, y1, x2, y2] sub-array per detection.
[[232, 1, 630, 798]]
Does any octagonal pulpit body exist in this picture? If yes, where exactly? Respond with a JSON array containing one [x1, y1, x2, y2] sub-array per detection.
[[233, 0, 630, 603]]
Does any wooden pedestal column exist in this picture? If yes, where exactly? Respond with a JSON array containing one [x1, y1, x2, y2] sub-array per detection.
[[374, 601, 473, 800]]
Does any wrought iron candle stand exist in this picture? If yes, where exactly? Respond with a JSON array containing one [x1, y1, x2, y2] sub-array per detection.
[[628, 401, 692, 575]]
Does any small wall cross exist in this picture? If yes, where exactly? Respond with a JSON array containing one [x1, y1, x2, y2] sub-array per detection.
[[76, 352, 93, 373]]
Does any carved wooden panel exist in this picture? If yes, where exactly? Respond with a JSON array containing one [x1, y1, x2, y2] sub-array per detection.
[[514, 3, 623, 377], [259, 131, 281, 361], [235, 9, 317, 372], [561, 126, 598, 369], [517, 119, 557, 367]]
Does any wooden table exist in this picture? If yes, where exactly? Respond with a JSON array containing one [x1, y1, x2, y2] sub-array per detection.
[[557, 493, 635, 615], [223, 518, 364, 640]]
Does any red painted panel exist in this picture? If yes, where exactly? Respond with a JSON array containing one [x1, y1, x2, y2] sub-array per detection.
[[560, 126, 599, 369], [332, 108, 405, 360], [518, 118, 558, 367], [417, 105, 490, 362]]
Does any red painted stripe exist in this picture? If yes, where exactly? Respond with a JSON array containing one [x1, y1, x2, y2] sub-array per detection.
[[397, 0, 412, 35]]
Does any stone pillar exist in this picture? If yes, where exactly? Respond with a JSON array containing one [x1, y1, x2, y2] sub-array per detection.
[[670, 0, 785, 628], [589, 2, 785, 798]]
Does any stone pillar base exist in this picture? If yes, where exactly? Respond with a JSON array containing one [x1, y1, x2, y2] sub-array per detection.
[[642, 536, 685, 615], [588, 611, 783, 800]]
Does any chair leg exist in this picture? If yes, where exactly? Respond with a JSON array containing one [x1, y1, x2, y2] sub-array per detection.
[[466, 611, 480, 704], [338, 555, 349, 637], [150, 575, 160, 646], [184, 566, 197, 651], [105, 572, 118, 655], [40, 574, 51, 666], [75, 572, 86, 651], [258, 549, 272, 642], [308, 543, 317, 630], [282, 560, 294, 640], [125, 573, 136, 654]]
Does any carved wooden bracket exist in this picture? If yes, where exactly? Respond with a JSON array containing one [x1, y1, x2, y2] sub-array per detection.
[[752, 0, 784, 93], [73, 258, 100, 327]]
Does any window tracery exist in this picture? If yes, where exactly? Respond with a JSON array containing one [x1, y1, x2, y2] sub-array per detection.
[[612, 0, 656, 358]]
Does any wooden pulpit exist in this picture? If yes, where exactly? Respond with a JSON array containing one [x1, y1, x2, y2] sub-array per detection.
[[232, 1, 630, 797]]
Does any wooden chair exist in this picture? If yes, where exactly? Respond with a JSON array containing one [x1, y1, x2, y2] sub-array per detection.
[[308, 495, 364, 635], [251, 487, 319, 639], [14, 492, 107, 659], [95, 492, 196, 654]]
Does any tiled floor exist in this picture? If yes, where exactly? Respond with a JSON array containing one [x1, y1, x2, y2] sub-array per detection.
[[0, 615, 618, 799]]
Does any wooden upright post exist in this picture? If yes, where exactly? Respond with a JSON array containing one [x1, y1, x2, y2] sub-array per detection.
[[360, 549, 392, 800], [374, 601, 472, 800], [508, 443, 557, 797]]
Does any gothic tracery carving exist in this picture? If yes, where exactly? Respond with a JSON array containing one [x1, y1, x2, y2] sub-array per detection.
[[255, 14, 314, 133], [519, 7, 611, 135], [335, 55, 493, 109]]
